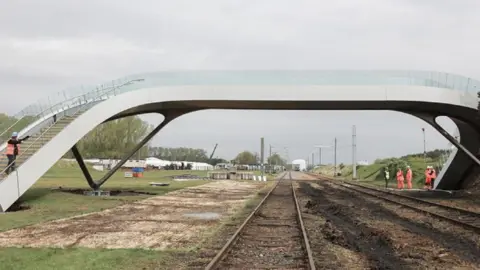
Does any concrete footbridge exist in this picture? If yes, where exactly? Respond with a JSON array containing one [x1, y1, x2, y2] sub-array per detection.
[[0, 70, 479, 212]]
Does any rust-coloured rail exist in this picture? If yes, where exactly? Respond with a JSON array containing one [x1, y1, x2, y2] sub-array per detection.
[[311, 174, 480, 234], [205, 171, 316, 270]]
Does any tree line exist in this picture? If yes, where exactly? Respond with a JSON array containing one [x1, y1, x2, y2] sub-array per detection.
[[2, 112, 284, 166], [233, 150, 286, 166], [63, 116, 152, 159]]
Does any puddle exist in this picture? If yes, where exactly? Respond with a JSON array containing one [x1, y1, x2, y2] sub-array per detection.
[[183, 212, 221, 220]]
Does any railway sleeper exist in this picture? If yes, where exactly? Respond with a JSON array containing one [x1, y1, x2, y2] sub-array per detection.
[[252, 222, 297, 227], [220, 263, 308, 270], [240, 235, 301, 240]]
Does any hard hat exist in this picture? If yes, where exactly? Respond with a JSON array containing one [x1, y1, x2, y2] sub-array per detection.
[[407, 165, 410, 168], [11, 132, 18, 137]]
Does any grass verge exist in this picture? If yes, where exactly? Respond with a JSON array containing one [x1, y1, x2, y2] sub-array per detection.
[[0, 161, 209, 232], [0, 169, 276, 270]]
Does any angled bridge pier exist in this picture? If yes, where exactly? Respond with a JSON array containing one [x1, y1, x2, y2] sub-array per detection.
[[411, 113, 480, 190], [70, 112, 184, 189], [0, 71, 479, 212]]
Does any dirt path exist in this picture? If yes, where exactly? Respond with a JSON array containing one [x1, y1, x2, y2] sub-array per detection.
[[296, 180, 480, 269], [0, 181, 266, 250]]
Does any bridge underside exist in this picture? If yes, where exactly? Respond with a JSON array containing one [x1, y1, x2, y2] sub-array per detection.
[[2, 84, 480, 212], [89, 99, 480, 191]]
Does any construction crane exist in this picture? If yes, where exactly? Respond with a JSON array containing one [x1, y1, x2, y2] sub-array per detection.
[[209, 143, 218, 162]]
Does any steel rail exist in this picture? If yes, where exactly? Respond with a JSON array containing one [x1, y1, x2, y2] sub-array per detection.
[[307, 172, 480, 217], [205, 171, 316, 270], [291, 171, 317, 270], [313, 175, 480, 234], [204, 173, 283, 270]]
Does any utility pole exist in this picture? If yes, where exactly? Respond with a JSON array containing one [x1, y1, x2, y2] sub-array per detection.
[[315, 145, 331, 167], [260, 137, 265, 178], [269, 145, 272, 164], [422, 128, 426, 164], [312, 152, 314, 171], [268, 144, 272, 174], [352, 125, 357, 180], [319, 147, 322, 166], [334, 137, 337, 177]]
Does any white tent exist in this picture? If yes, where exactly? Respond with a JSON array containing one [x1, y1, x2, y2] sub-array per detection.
[[292, 159, 307, 171], [145, 158, 214, 170], [145, 157, 172, 167]]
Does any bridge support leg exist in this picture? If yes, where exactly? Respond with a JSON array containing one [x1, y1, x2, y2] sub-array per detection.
[[71, 144, 96, 189], [70, 113, 181, 190], [412, 113, 480, 190]]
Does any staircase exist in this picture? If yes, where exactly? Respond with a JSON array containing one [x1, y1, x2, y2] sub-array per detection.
[[0, 110, 85, 179]]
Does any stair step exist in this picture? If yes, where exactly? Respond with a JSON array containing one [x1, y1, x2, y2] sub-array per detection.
[[0, 108, 90, 169], [0, 113, 81, 173]]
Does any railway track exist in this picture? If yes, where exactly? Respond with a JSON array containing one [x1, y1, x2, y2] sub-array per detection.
[[205, 171, 316, 270], [314, 175, 480, 234]]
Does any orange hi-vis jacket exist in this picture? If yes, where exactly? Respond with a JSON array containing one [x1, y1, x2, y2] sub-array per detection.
[[425, 169, 431, 183], [396, 170, 404, 181], [430, 169, 437, 179], [5, 143, 19, 155], [406, 169, 412, 181]]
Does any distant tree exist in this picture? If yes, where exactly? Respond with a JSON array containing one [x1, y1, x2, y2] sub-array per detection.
[[186, 163, 193, 170], [64, 116, 152, 159], [149, 147, 210, 162], [477, 91, 480, 116], [234, 151, 257, 164], [267, 153, 286, 166], [210, 158, 228, 166]]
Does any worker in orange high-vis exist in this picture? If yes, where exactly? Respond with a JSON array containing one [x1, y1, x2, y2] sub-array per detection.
[[424, 166, 431, 190], [396, 168, 404, 189], [406, 166, 413, 189], [429, 166, 437, 190], [4, 132, 30, 175]]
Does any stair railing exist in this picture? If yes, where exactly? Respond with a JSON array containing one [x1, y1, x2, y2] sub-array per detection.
[[0, 76, 143, 145], [0, 78, 144, 178]]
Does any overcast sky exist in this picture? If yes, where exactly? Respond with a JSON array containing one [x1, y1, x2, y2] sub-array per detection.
[[1, 0, 477, 163]]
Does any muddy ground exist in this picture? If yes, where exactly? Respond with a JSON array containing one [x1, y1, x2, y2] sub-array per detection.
[[294, 180, 480, 270], [0, 181, 266, 250]]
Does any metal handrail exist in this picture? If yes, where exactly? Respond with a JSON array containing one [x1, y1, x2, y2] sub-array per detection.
[[0, 78, 130, 142], [0, 106, 85, 176], [0, 78, 143, 177], [0, 78, 141, 148]]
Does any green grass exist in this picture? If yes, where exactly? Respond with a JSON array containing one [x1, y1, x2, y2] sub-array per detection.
[[314, 156, 441, 189], [0, 161, 275, 270], [0, 247, 190, 270], [0, 161, 208, 232]]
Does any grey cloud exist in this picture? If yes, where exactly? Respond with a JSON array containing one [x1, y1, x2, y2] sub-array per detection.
[[0, 0, 473, 161]]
